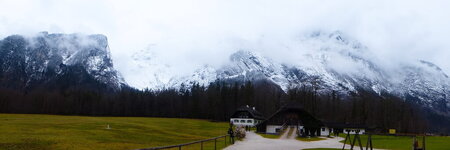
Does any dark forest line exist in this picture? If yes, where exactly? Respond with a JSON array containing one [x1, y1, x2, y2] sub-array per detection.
[[0, 80, 447, 134]]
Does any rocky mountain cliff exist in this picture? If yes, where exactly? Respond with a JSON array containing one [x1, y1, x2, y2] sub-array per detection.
[[0, 32, 125, 91]]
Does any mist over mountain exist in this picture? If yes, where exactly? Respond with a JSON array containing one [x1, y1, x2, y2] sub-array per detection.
[[127, 31, 450, 115], [0, 32, 125, 91], [1, 31, 448, 116]]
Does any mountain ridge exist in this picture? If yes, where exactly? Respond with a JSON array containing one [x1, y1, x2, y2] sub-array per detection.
[[128, 31, 450, 114], [0, 32, 125, 91], [1, 31, 448, 114]]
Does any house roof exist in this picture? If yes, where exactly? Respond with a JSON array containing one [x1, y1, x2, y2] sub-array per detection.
[[231, 106, 265, 120]]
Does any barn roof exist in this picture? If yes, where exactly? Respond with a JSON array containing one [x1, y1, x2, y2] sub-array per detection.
[[260, 103, 324, 127]]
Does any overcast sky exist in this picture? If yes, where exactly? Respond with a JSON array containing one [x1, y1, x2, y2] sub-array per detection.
[[0, 0, 449, 75]]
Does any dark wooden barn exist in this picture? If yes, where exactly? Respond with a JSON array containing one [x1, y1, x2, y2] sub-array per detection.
[[256, 104, 324, 137]]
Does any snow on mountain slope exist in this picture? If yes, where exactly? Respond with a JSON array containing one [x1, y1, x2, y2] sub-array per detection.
[[395, 60, 450, 110], [125, 49, 175, 90], [128, 31, 449, 112], [0, 32, 125, 90], [295, 32, 393, 94], [218, 50, 291, 90], [168, 65, 218, 89], [123, 48, 219, 90]]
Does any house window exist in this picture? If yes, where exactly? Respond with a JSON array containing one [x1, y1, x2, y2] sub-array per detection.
[[247, 120, 252, 123], [233, 120, 238, 123], [240, 120, 245, 123], [322, 128, 325, 131]]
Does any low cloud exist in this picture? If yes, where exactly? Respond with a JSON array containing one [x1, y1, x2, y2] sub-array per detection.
[[1, 0, 449, 79]]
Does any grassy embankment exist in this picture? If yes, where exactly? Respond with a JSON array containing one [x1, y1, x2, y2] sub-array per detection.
[[296, 136, 327, 142], [257, 133, 281, 139], [256, 127, 288, 139], [0, 114, 230, 150]]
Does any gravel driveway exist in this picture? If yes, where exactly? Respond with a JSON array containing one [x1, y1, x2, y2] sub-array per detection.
[[225, 127, 374, 150]]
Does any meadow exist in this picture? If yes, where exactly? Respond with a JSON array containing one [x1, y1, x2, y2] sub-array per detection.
[[0, 114, 229, 150], [338, 134, 450, 150], [1, 113, 449, 150]]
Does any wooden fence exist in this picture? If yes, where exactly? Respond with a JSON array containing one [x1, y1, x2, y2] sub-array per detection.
[[137, 134, 231, 150]]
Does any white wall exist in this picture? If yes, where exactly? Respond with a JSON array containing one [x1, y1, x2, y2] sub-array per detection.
[[266, 125, 282, 134], [320, 127, 330, 136]]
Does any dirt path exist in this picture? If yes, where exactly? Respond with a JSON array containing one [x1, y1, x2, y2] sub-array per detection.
[[280, 127, 291, 139], [225, 131, 379, 150], [289, 127, 298, 139], [280, 127, 297, 139]]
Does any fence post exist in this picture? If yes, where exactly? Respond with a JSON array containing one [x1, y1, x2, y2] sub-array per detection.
[[178, 145, 181, 150], [214, 138, 217, 150], [200, 141, 203, 150], [423, 135, 426, 150]]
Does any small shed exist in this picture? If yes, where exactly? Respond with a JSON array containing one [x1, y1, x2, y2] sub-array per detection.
[[230, 105, 265, 127]]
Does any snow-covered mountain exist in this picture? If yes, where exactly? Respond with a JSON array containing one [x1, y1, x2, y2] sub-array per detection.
[[128, 31, 450, 113], [396, 60, 450, 111], [0, 32, 125, 91], [1, 31, 447, 113]]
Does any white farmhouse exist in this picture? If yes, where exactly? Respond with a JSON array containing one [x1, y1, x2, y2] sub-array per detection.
[[230, 105, 265, 127]]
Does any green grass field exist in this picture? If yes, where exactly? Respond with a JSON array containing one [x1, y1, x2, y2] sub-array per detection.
[[339, 134, 450, 150], [296, 136, 326, 142], [256, 133, 281, 139], [0, 114, 230, 150], [255, 127, 287, 139]]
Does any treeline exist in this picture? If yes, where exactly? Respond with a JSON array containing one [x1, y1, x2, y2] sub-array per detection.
[[0, 80, 432, 133], [0, 81, 282, 120]]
